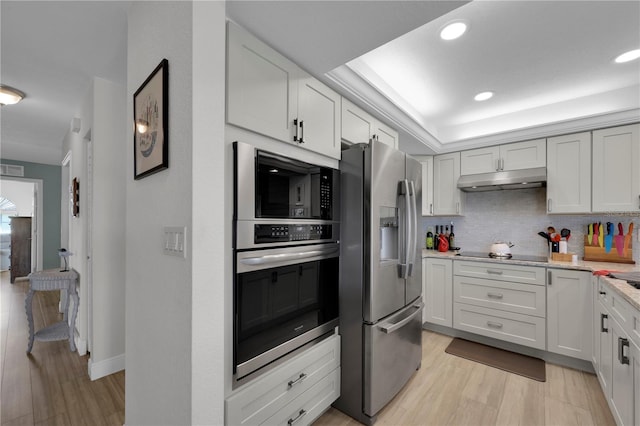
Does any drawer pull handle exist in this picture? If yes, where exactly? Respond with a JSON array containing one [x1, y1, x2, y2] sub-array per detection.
[[599, 291, 607, 296], [487, 292, 504, 299], [601, 313, 608, 333], [618, 337, 630, 365], [487, 270, 503, 275], [288, 409, 307, 425], [287, 373, 307, 389], [487, 321, 503, 329]]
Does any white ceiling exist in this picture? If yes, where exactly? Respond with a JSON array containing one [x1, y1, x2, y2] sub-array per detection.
[[2, 1, 639, 165]]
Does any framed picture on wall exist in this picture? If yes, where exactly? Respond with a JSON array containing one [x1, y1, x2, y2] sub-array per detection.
[[72, 177, 79, 217], [133, 58, 168, 180]]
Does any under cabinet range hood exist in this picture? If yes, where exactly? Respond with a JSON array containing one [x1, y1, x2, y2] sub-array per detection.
[[457, 167, 547, 192]]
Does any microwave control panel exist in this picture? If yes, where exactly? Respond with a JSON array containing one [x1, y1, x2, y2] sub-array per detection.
[[254, 224, 332, 244]]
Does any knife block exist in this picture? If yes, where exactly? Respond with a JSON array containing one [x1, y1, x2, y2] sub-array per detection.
[[583, 236, 635, 264]]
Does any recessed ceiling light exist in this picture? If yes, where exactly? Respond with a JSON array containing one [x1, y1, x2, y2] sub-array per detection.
[[615, 49, 640, 63], [474, 91, 494, 101], [440, 21, 467, 41], [0, 84, 25, 106]]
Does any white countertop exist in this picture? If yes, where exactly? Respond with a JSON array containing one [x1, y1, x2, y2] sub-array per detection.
[[422, 249, 640, 311]]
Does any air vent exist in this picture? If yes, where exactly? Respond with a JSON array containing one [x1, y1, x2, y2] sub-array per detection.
[[0, 164, 24, 177]]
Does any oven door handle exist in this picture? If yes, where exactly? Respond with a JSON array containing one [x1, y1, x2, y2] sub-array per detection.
[[240, 247, 339, 266]]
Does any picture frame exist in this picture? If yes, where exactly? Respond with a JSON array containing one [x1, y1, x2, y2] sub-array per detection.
[[133, 58, 168, 180], [72, 177, 79, 217]]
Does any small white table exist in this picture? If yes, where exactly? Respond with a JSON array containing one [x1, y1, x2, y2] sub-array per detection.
[[25, 269, 79, 353]]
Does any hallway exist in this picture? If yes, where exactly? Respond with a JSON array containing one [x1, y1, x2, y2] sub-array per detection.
[[0, 271, 124, 425]]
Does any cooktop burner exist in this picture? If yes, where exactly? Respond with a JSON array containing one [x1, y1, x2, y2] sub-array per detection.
[[457, 251, 548, 263]]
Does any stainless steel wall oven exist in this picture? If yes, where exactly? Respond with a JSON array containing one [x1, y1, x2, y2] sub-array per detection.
[[233, 141, 340, 383]]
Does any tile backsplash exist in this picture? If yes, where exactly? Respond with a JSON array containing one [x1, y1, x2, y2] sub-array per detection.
[[421, 188, 640, 264]]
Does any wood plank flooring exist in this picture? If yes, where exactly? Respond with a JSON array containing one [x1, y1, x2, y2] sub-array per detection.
[[2, 268, 615, 426], [314, 331, 616, 426], [1, 271, 124, 426]]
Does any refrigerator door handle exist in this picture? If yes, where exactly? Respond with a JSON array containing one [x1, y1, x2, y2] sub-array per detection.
[[407, 180, 417, 277], [378, 301, 424, 334], [398, 179, 411, 278]]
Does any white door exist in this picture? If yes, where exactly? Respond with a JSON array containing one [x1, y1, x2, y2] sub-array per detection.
[[461, 146, 500, 175], [341, 97, 374, 145], [297, 72, 341, 160], [592, 123, 640, 213], [433, 152, 462, 215], [500, 139, 546, 171], [423, 258, 452, 326], [547, 132, 591, 213], [610, 318, 634, 426]]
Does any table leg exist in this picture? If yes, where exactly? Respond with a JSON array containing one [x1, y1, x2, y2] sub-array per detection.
[[68, 283, 78, 352], [25, 289, 35, 353]]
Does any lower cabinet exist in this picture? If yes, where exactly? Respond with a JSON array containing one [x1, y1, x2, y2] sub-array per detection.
[[594, 278, 640, 426], [422, 258, 452, 326], [225, 334, 340, 426], [546, 269, 592, 361]]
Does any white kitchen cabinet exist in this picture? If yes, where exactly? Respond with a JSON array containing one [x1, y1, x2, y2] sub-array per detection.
[[633, 341, 640, 426], [227, 22, 340, 160], [414, 156, 434, 216], [547, 269, 592, 361], [433, 152, 463, 215], [597, 300, 613, 400], [592, 274, 601, 372], [226, 333, 340, 426], [592, 123, 640, 213], [340, 98, 398, 149], [460, 139, 546, 175], [423, 258, 453, 327], [546, 132, 592, 214], [610, 317, 634, 426]]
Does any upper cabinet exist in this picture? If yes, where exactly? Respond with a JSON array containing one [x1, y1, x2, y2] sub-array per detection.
[[226, 22, 341, 160], [341, 98, 398, 149], [592, 123, 640, 213], [413, 156, 434, 216], [433, 152, 463, 216], [547, 132, 591, 214], [461, 139, 546, 175]]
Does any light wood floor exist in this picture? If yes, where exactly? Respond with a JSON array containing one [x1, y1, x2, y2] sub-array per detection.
[[1, 271, 124, 426], [314, 331, 616, 426]]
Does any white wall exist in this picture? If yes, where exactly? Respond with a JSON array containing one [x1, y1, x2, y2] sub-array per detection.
[[126, 2, 197, 424], [89, 77, 126, 379]]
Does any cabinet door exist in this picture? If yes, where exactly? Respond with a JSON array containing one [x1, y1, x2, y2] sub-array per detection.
[[633, 341, 640, 426], [297, 72, 341, 160], [592, 275, 601, 371], [610, 318, 634, 426], [419, 156, 434, 216], [592, 123, 640, 213], [423, 258, 453, 326], [460, 146, 500, 175], [433, 152, 462, 215], [547, 132, 591, 213], [500, 139, 546, 171], [373, 120, 399, 149], [341, 98, 374, 145], [226, 22, 298, 143], [547, 269, 592, 361], [598, 302, 613, 399]]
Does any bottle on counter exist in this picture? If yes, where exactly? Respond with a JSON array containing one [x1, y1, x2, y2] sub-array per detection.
[[426, 227, 434, 250], [449, 222, 455, 249], [434, 225, 440, 251]]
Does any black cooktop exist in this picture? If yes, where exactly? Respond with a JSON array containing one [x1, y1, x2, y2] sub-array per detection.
[[456, 251, 549, 263]]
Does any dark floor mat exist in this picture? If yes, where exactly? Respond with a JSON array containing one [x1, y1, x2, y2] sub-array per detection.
[[445, 338, 546, 382]]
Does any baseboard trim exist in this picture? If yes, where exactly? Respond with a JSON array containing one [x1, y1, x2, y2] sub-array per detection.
[[88, 353, 125, 381]]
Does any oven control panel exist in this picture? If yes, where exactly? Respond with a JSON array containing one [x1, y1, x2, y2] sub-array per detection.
[[254, 224, 332, 244]]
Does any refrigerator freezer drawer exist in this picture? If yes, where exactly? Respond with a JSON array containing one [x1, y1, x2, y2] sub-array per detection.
[[364, 301, 423, 417]]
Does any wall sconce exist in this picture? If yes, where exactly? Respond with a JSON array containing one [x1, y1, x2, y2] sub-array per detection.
[[136, 119, 149, 134], [0, 84, 25, 106]]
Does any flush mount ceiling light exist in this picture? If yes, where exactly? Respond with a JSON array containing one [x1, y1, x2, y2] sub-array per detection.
[[0, 85, 25, 106], [614, 49, 640, 63], [440, 21, 468, 40], [474, 91, 494, 101]]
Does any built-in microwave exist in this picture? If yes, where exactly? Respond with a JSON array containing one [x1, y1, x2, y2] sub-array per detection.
[[234, 141, 340, 218]]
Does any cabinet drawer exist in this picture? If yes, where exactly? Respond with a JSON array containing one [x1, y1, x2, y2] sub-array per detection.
[[453, 276, 545, 317], [453, 302, 546, 350], [264, 367, 340, 426], [454, 261, 546, 285], [226, 334, 340, 426]]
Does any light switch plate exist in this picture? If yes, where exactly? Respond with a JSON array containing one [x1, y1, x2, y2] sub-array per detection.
[[164, 226, 187, 258]]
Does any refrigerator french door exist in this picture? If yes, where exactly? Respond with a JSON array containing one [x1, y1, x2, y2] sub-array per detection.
[[335, 140, 423, 425]]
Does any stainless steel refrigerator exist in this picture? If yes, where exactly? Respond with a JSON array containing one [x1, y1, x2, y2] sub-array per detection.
[[334, 140, 423, 425]]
